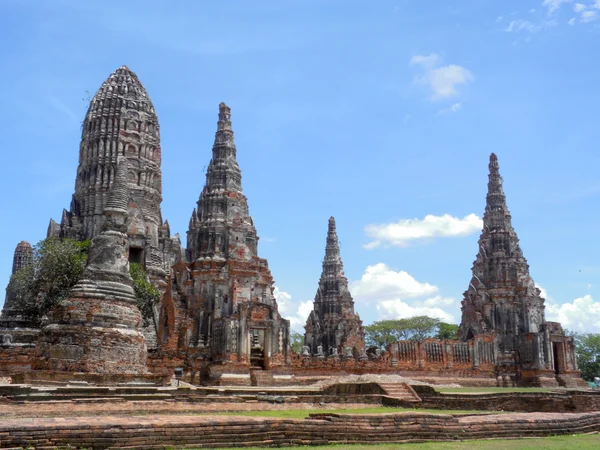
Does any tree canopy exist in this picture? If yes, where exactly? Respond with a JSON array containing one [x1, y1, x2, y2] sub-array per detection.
[[364, 316, 459, 349], [570, 332, 600, 381], [10, 238, 90, 317], [289, 331, 304, 353]]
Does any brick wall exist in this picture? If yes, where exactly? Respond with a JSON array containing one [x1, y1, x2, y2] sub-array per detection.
[[1, 412, 600, 448]]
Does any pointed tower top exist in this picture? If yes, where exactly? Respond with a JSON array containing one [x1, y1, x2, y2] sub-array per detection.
[[328, 216, 336, 231], [12, 240, 33, 275], [324, 216, 341, 262], [484, 152, 507, 221], [104, 158, 129, 218], [217, 102, 233, 132]]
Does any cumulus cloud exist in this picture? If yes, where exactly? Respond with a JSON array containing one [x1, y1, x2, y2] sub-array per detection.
[[436, 102, 462, 115], [546, 294, 600, 332], [377, 299, 455, 323], [414, 65, 473, 101], [364, 213, 482, 249], [568, 17, 577, 24], [410, 54, 473, 101], [536, 284, 600, 333], [574, 3, 587, 12], [351, 263, 438, 299], [581, 9, 598, 21], [350, 264, 456, 323], [543, 0, 573, 14], [409, 53, 441, 69], [273, 286, 312, 332], [504, 19, 542, 33]]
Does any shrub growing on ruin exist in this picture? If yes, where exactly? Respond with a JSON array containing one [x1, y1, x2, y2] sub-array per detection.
[[129, 262, 160, 334], [9, 238, 91, 318]]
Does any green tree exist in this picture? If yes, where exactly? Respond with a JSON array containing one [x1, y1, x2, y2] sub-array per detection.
[[436, 322, 459, 340], [365, 316, 442, 348], [570, 333, 600, 381], [129, 263, 161, 335], [289, 331, 304, 353], [13, 238, 91, 316]]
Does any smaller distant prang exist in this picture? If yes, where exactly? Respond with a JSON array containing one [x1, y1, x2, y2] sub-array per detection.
[[304, 217, 365, 356], [0, 241, 38, 346]]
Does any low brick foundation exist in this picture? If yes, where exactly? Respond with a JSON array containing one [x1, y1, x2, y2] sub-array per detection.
[[1, 411, 599, 449], [410, 385, 600, 412]]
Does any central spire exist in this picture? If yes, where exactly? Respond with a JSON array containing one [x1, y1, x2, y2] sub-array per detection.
[[325, 216, 341, 263], [187, 103, 257, 261], [205, 102, 242, 193]]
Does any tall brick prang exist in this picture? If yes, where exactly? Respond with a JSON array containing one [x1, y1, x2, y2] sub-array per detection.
[[459, 153, 580, 386], [34, 158, 148, 374], [304, 217, 365, 355], [160, 103, 290, 377]]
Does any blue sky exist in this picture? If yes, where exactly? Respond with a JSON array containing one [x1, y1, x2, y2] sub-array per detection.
[[0, 0, 599, 333]]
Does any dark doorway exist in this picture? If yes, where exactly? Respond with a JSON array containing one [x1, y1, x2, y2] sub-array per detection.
[[552, 343, 560, 374], [129, 247, 144, 264]]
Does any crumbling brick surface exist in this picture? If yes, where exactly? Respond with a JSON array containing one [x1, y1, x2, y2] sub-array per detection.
[[1, 411, 599, 448]]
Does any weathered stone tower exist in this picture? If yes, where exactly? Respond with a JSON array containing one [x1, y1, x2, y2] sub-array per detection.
[[160, 103, 290, 379], [34, 158, 148, 375], [304, 217, 365, 355], [48, 66, 182, 278], [0, 241, 37, 344], [459, 153, 581, 386]]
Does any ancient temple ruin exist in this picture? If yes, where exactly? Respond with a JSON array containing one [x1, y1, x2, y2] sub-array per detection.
[[459, 153, 582, 386], [157, 103, 290, 382], [0, 66, 585, 387], [34, 158, 148, 376], [304, 217, 365, 357], [0, 241, 37, 345], [47, 66, 182, 280]]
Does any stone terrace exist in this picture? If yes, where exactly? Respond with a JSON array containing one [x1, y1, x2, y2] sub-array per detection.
[[1, 411, 600, 449]]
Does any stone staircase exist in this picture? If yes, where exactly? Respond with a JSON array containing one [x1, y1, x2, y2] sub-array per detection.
[[250, 368, 274, 386], [377, 383, 421, 402], [557, 375, 589, 389]]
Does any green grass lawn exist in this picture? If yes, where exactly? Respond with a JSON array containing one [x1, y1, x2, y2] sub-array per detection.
[[212, 433, 600, 449], [435, 387, 558, 394], [217, 406, 492, 419]]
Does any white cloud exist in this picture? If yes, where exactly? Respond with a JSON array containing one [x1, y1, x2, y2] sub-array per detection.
[[496, 16, 503, 22], [414, 64, 473, 101], [364, 213, 482, 249], [595, 0, 600, 9], [377, 299, 455, 323], [350, 264, 456, 323], [574, 3, 587, 12], [543, 0, 573, 14], [581, 9, 598, 21], [546, 294, 600, 332], [436, 102, 462, 115], [351, 263, 438, 300], [410, 54, 473, 101], [504, 20, 542, 33], [273, 286, 313, 333], [568, 17, 577, 24], [536, 284, 600, 333], [409, 53, 441, 69]]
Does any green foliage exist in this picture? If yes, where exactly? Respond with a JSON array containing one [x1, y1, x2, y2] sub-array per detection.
[[289, 331, 304, 353], [129, 263, 161, 332], [14, 238, 91, 316], [570, 332, 600, 381], [436, 322, 459, 340], [365, 316, 443, 348]]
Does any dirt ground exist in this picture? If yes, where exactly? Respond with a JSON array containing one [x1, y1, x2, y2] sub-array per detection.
[[0, 399, 378, 419]]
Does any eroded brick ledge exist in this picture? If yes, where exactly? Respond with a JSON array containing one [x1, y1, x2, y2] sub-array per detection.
[[1, 411, 600, 449]]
